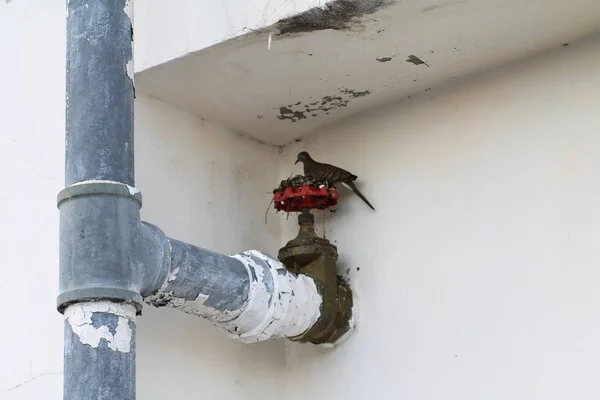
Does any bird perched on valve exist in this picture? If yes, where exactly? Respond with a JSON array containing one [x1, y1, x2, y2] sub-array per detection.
[[295, 151, 375, 210]]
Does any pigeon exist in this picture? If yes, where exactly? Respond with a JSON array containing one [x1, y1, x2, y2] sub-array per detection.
[[295, 151, 375, 210]]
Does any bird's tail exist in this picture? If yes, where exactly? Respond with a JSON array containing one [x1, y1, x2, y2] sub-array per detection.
[[345, 181, 375, 211]]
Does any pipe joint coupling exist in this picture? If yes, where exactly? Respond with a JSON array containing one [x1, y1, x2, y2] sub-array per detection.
[[57, 181, 146, 314]]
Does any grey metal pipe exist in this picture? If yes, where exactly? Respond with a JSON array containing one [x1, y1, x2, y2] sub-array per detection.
[[143, 238, 250, 312], [65, 0, 135, 186], [59, 0, 325, 397], [144, 240, 322, 342], [61, 0, 137, 399], [63, 302, 136, 400]]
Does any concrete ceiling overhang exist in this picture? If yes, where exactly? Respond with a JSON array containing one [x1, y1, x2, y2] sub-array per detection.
[[136, 0, 600, 146]]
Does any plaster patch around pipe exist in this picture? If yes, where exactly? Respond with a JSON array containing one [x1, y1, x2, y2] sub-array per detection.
[[64, 301, 136, 353], [319, 308, 356, 348]]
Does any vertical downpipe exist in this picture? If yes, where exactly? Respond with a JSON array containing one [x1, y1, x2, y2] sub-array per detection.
[[63, 1, 136, 399], [63, 302, 136, 400]]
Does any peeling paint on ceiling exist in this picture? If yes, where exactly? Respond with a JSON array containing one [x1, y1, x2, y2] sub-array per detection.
[[136, 0, 600, 146], [275, 87, 372, 122]]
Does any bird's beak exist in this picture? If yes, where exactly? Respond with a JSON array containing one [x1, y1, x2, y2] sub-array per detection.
[[294, 158, 300, 165]]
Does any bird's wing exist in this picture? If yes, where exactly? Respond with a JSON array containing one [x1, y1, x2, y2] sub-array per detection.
[[313, 162, 347, 181], [326, 163, 357, 182], [305, 160, 357, 182]]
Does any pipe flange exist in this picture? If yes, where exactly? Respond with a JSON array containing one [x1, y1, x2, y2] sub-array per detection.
[[57, 288, 143, 314], [57, 180, 142, 208]]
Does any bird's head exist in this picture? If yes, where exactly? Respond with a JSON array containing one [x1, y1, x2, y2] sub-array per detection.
[[295, 151, 311, 165]]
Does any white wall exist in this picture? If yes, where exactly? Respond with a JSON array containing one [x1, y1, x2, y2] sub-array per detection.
[[135, 95, 282, 255], [134, 94, 286, 400], [4, 1, 600, 399], [0, 2, 65, 399], [280, 37, 600, 399]]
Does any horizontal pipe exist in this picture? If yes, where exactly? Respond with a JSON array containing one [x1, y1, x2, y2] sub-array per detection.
[[144, 242, 323, 343]]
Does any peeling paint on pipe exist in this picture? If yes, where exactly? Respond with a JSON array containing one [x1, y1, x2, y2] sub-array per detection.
[[62, 0, 137, 399], [62, 3, 327, 399], [64, 301, 136, 352], [63, 301, 136, 400], [65, 0, 135, 186], [144, 246, 322, 343], [228, 251, 322, 342]]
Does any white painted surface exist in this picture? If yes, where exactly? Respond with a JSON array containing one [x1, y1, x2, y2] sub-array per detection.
[[63, 302, 136, 353], [280, 37, 600, 399], [0, 2, 65, 399], [134, 0, 322, 71], [134, 94, 282, 255], [4, 1, 600, 400], [226, 250, 321, 342], [136, 0, 600, 145], [134, 94, 288, 400]]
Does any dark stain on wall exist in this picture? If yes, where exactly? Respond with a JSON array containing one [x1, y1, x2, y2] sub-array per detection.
[[340, 88, 371, 97], [276, 87, 372, 122], [422, 0, 468, 14], [406, 55, 430, 67], [278, 107, 308, 122], [276, 0, 394, 35]]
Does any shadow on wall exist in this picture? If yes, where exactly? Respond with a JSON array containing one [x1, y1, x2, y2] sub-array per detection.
[[137, 307, 287, 400]]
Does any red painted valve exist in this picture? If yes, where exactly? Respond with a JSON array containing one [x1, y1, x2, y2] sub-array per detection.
[[273, 176, 338, 213]]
